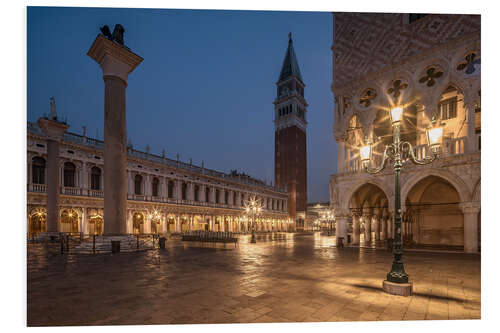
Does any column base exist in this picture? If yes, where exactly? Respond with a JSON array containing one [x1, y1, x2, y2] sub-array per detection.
[[382, 280, 413, 296]]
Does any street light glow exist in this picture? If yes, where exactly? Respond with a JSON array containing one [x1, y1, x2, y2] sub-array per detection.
[[360, 144, 372, 163], [390, 106, 403, 124], [427, 126, 443, 149]]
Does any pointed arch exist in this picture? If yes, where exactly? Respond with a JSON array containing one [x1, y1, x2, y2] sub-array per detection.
[[401, 168, 470, 205]]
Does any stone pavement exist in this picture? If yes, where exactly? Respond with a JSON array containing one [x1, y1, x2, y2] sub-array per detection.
[[27, 233, 480, 326]]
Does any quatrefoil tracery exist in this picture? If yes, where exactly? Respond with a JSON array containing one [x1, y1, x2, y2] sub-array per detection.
[[456, 52, 481, 75], [359, 89, 377, 107], [387, 79, 408, 99], [419, 67, 444, 87]]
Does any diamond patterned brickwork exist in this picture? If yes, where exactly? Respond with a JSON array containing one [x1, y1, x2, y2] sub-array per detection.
[[332, 13, 480, 90]]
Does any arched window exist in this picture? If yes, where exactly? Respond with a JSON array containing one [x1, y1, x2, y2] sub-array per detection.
[[134, 174, 143, 195], [32, 157, 45, 184], [194, 185, 199, 201], [90, 166, 101, 190], [224, 190, 229, 204], [215, 189, 220, 204], [182, 182, 187, 200], [63, 162, 76, 187], [168, 180, 174, 198], [233, 192, 237, 206], [152, 177, 159, 197], [205, 187, 210, 202]]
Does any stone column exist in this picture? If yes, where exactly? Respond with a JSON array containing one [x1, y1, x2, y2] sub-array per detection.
[[176, 180, 182, 200], [209, 187, 216, 203], [337, 141, 345, 172], [174, 214, 182, 232], [37, 117, 69, 234], [381, 210, 388, 241], [88, 33, 143, 235], [188, 183, 194, 201], [373, 209, 380, 241], [335, 210, 348, 246], [362, 213, 372, 243], [351, 210, 361, 245], [200, 185, 206, 203], [81, 162, 89, 196], [460, 202, 481, 253]]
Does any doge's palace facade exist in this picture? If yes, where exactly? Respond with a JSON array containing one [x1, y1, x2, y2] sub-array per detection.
[[27, 122, 289, 236], [329, 13, 481, 252]]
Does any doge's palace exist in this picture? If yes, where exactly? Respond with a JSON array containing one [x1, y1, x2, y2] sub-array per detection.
[[329, 13, 481, 253]]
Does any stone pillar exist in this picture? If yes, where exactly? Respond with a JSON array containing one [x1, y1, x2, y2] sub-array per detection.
[[175, 214, 181, 232], [381, 210, 388, 241], [460, 202, 481, 253], [363, 213, 372, 243], [351, 210, 361, 245], [37, 117, 69, 234], [81, 162, 89, 196], [188, 183, 194, 201], [337, 141, 345, 172], [88, 33, 143, 235], [335, 210, 348, 246], [200, 185, 206, 203], [209, 188, 216, 203], [373, 209, 380, 241], [176, 180, 182, 200]]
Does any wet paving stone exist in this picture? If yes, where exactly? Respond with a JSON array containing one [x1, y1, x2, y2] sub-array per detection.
[[27, 233, 481, 326]]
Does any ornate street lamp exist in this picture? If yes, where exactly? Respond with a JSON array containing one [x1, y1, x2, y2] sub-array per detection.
[[360, 106, 443, 295], [244, 195, 262, 243]]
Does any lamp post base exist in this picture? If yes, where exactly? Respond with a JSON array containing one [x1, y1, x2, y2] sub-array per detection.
[[382, 280, 413, 296], [251, 234, 256, 243]]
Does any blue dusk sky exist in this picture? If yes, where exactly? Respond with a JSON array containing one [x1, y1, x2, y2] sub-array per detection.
[[27, 6, 336, 202]]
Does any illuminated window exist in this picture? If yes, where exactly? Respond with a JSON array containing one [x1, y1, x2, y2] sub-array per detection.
[[439, 97, 457, 120]]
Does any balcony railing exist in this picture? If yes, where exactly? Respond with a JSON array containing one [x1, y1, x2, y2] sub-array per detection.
[[89, 189, 103, 197], [61, 187, 82, 196], [444, 137, 467, 156], [28, 183, 47, 192]]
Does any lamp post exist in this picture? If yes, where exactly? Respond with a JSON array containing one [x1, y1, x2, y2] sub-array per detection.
[[359, 106, 443, 295], [244, 196, 262, 244]]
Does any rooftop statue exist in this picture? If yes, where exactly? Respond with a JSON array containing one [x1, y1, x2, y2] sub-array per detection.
[[99, 24, 125, 45], [49, 96, 57, 120]]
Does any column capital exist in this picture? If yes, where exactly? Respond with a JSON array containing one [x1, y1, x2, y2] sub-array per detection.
[[459, 201, 481, 214], [87, 34, 143, 83], [350, 208, 362, 217], [37, 118, 69, 142], [335, 209, 350, 219]]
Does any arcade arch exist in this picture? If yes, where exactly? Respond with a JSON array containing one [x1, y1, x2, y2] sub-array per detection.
[[405, 175, 463, 248]]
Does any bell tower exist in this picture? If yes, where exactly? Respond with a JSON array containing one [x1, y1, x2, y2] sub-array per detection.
[[274, 33, 308, 229]]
